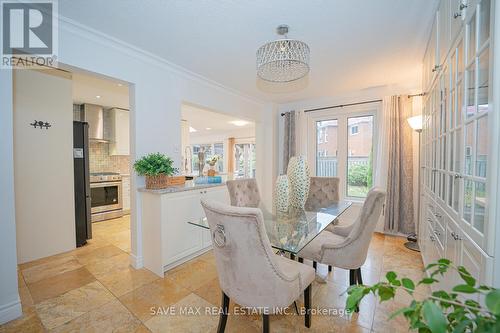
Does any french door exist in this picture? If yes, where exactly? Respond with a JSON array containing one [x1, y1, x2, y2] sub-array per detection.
[[307, 104, 378, 200]]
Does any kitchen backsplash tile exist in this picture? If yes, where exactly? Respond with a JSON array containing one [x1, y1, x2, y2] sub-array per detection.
[[89, 142, 130, 174]]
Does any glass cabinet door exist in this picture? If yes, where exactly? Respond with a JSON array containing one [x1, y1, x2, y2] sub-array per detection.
[[459, 0, 491, 249]]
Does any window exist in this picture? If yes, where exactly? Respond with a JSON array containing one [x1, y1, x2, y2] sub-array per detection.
[[350, 125, 359, 135], [347, 116, 374, 197], [234, 142, 255, 178], [315, 120, 338, 177], [313, 110, 376, 199], [192, 142, 224, 173]]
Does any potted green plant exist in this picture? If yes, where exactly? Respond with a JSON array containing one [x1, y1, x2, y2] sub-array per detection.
[[134, 152, 183, 189], [346, 259, 500, 332]]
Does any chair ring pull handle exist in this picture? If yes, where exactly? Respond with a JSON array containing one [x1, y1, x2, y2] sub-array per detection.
[[213, 224, 226, 248]]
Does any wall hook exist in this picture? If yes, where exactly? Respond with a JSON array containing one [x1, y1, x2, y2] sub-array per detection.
[[30, 120, 52, 129]]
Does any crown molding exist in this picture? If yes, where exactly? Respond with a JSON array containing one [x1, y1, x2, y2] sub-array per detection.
[[57, 15, 267, 107]]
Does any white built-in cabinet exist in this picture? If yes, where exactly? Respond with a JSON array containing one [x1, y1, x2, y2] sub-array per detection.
[[108, 108, 130, 155], [420, 0, 495, 290], [141, 185, 229, 277]]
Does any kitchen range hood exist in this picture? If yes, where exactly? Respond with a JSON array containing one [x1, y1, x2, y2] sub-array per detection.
[[81, 104, 108, 142]]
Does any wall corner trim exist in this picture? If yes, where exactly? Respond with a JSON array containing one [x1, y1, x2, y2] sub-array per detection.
[[129, 253, 143, 269], [0, 299, 22, 325]]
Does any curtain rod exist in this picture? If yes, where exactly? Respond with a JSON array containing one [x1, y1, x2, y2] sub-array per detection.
[[280, 93, 426, 116], [303, 99, 382, 113]]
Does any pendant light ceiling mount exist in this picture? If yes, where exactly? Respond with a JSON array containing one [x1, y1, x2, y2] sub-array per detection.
[[256, 24, 310, 83]]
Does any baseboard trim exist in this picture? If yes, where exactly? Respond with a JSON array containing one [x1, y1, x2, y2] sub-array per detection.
[[163, 246, 212, 273], [129, 253, 143, 269], [0, 299, 22, 325]]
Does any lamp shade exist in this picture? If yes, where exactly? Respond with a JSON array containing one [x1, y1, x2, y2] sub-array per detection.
[[407, 115, 423, 132]]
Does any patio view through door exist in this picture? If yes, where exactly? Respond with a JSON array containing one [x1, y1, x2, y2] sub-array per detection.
[[234, 142, 256, 179], [308, 105, 377, 199]]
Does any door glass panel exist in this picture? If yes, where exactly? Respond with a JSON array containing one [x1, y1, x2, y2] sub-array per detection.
[[316, 120, 338, 177], [479, 0, 491, 47], [465, 122, 474, 175], [468, 14, 476, 63], [214, 142, 224, 172], [347, 116, 373, 198], [464, 180, 473, 224], [453, 176, 460, 212], [474, 182, 486, 233], [449, 132, 454, 171], [450, 90, 455, 129], [448, 175, 453, 207], [457, 80, 463, 126], [457, 40, 464, 78], [441, 173, 446, 201], [477, 49, 489, 113], [475, 116, 488, 178], [455, 128, 462, 172], [466, 66, 476, 118]]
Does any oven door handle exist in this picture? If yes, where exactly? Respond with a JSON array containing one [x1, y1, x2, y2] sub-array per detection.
[[90, 181, 122, 188]]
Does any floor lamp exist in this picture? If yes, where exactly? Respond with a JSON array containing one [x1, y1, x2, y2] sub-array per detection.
[[405, 115, 423, 252]]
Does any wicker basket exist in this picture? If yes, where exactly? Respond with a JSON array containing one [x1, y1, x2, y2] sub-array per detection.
[[145, 175, 185, 189]]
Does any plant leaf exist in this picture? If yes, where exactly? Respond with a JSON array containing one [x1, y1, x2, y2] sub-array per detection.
[[437, 258, 451, 265], [419, 277, 438, 285], [378, 285, 395, 301], [422, 301, 447, 333], [386, 271, 397, 283], [457, 266, 476, 287], [402, 278, 415, 292], [452, 285, 477, 294], [485, 289, 500, 315]]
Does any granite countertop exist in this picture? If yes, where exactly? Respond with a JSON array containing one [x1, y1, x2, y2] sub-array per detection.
[[138, 181, 226, 194]]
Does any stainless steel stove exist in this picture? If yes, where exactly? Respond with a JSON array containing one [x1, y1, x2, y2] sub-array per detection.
[[90, 172, 123, 222]]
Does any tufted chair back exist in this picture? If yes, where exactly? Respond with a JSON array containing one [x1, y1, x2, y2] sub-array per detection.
[[321, 188, 386, 269], [304, 177, 340, 211], [226, 178, 261, 208], [201, 199, 304, 311]]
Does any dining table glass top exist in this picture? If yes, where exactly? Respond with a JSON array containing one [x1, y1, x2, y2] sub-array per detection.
[[188, 200, 352, 255]]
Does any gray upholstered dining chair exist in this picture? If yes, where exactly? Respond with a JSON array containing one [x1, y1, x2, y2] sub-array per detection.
[[201, 199, 315, 333], [303, 176, 340, 272], [304, 176, 340, 211], [226, 178, 261, 208], [298, 188, 386, 293]]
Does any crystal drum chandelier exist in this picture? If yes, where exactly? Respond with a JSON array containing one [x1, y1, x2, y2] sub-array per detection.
[[256, 25, 310, 82]]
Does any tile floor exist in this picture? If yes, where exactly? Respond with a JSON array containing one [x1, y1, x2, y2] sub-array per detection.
[[1, 215, 428, 332]]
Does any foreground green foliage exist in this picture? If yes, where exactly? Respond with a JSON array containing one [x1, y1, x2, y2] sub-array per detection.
[[133, 153, 178, 176], [346, 259, 500, 332]]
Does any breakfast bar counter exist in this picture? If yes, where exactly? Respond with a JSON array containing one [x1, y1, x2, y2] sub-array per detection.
[[139, 181, 229, 277]]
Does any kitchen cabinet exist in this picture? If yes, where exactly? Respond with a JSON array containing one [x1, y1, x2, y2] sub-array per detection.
[[141, 185, 229, 276], [108, 108, 130, 156], [420, 0, 495, 290]]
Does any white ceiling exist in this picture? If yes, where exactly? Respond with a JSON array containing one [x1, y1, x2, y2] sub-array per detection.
[[72, 72, 129, 109], [60, 0, 438, 103], [182, 104, 255, 138]]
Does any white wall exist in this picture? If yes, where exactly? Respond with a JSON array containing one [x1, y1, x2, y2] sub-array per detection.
[[57, 18, 276, 269], [14, 69, 76, 263], [0, 70, 22, 323]]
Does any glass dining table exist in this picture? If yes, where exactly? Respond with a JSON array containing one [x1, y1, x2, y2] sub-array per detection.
[[188, 200, 352, 256]]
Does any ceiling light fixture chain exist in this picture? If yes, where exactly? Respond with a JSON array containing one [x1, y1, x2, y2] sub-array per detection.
[[256, 24, 310, 83]]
